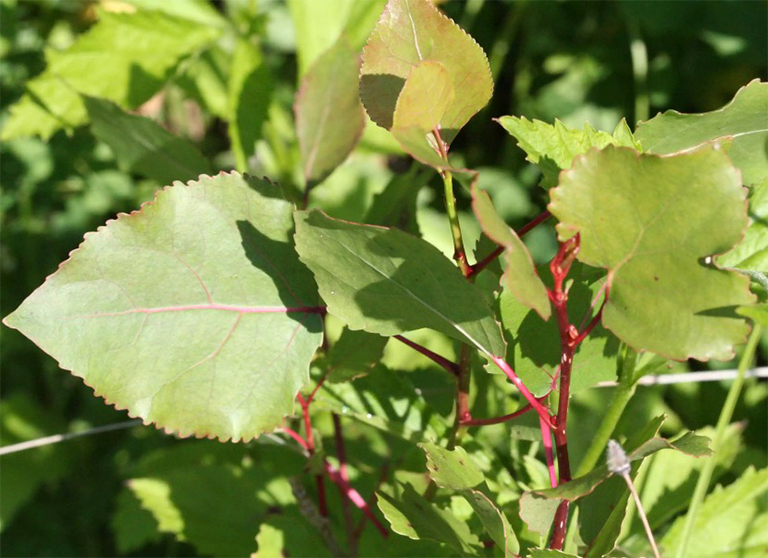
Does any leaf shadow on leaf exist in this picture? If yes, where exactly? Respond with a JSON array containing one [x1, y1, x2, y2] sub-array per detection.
[[126, 62, 165, 107], [236, 220, 321, 332], [359, 74, 406, 129], [694, 304, 745, 319]]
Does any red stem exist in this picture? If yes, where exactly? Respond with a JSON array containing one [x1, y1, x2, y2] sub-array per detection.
[[469, 210, 552, 278], [297, 393, 328, 517], [353, 462, 390, 543], [324, 461, 389, 537], [394, 335, 460, 376], [282, 426, 309, 450], [540, 415, 558, 488], [461, 390, 551, 427], [490, 356, 555, 428], [333, 413, 355, 549]]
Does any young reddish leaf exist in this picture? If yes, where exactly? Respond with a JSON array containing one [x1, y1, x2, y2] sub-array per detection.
[[472, 186, 551, 320], [293, 210, 506, 358], [549, 145, 754, 361], [360, 0, 492, 143], [636, 80, 768, 186], [296, 37, 366, 189], [3, 172, 323, 442]]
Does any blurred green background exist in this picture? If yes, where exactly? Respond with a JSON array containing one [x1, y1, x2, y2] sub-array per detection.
[[1, 0, 766, 556]]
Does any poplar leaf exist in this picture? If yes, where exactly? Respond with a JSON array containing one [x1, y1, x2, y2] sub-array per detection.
[[3, 173, 323, 441], [549, 145, 754, 361], [296, 37, 366, 188], [636, 80, 768, 186], [360, 0, 493, 143]]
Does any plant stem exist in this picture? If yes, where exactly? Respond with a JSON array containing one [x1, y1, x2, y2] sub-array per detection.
[[333, 413, 355, 554], [394, 335, 460, 376], [540, 415, 558, 488], [297, 393, 328, 516], [672, 324, 762, 558], [575, 346, 638, 477], [621, 470, 660, 558], [448, 344, 473, 449]]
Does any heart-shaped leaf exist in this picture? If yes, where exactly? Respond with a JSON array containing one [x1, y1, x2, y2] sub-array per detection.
[[3, 172, 323, 441], [360, 0, 492, 143], [636, 80, 768, 186], [293, 210, 506, 357], [549, 145, 754, 360]]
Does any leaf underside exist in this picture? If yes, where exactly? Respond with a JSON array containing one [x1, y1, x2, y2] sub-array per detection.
[[4, 172, 323, 441]]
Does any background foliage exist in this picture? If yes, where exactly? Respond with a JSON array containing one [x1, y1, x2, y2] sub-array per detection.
[[1, 0, 766, 556]]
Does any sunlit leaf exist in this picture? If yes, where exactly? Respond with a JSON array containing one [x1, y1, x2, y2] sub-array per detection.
[[636, 80, 768, 186], [360, 0, 492, 143], [3, 173, 323, 441], [549, 145, 754, 360]]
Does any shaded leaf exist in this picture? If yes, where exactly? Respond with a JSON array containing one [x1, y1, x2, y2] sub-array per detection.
[[293, 210, 506, 357], [326, 328, 388, 383], [527, 551, 580, 558], [549, 145, 754, 360], [377, 483, 481, 554], [498, 117, 640, 189], [296, 37, 366, 188], [3, 173, 323, 441], [229, 39, 273, 172], [421, 443, 484, 490], [360, 0, 492, 143], [84, 96, 211, 185], [365, 166, 430, 236], [1, 9, 219, 140], [472, 186, 550, 320], [636, 80, 768, 186], [720, 179, 768, 270]]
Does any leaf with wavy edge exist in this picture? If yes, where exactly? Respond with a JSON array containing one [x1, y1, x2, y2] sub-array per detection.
[[360, 0, 492, 143], [549, 145, 754, 361], [636, 80, 768, 186], [293, 210, 505, 357], [3, 172, 323, 441]]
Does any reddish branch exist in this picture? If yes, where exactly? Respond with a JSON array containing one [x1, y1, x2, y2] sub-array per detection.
[[333, 413, 355, 547], [469, 210, 552, 278], [461, 390, 551, 427], [297, 393, 328, 516], [394, 335, 460, 376]]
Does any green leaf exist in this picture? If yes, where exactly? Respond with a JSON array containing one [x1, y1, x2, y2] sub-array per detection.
[[84, 96, 211, 185], [289, 0, 385, 77], [228, 39, 273, 172], [497, 117, 640, 189], [720, 179, 768, 270], [527, 551, 580, 558], [636, 80, 768, 186], [365, 166, 430, 236], [421, 443, 484, 490], [3, 173, 323, 441], [390, 61, 455, 168], [472, 186, 550, 320], [360, 0, 493, 143], [377, 483, 481, 554], [420, 443, 519, 556], [296, 37, 366, 188], [549, 145, 754, 361], [326, 328, 388, 383], [497, 263, 619, 395], [661, 467, 768, 558], [253, 523, 284, 558], [1, 9, 220, 140], [293, 210, 506, 357]]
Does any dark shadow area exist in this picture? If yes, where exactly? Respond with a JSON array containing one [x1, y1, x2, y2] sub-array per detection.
[[359, 74, 406, 129]]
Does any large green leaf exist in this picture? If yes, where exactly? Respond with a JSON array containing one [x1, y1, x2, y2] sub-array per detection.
[[497, 263, 619, 396], [84, 96, 211, 185], [636, 80, 768, 186], [293, 210, 506, 357], [228, 39, 273, 172], [377, 483, 481, 554], [295, 37, 366, 189], [549, 145, 754, 360], [472, 186, 550, 320], [661, 467, 768, 558], [1, 9, 219, 140], [3, 173, 323, 441], [360, 0, 493, 143], [497, 117, 640, 189]]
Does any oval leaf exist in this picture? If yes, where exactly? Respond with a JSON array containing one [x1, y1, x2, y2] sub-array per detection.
[[360, 0, 492, 143], [296, 37, 366, 189], [3, 172, 323, 441], [549, 145, 754, 360], [293, 210, 506, 357]]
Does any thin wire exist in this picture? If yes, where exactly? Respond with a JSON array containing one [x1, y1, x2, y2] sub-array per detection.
[[0, 419, 141, 456], [596, 367, 768, 388]]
